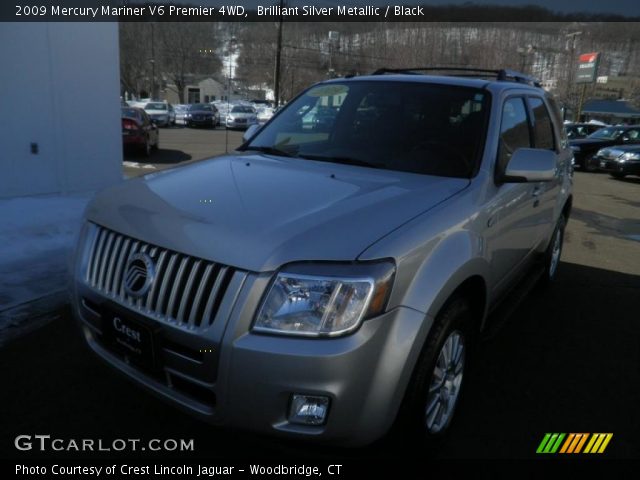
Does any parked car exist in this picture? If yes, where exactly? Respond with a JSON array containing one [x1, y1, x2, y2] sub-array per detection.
[[174, 104, 189, 126], [143, 102, 174, 127], [71, 68, 572, 446], [564, 122, 604, 140], [570, 125, 640, 171], [185, 103, 219, 128], [595, 144, 640, 179], [225, 105, 258, 129], [121, 107, 159, 157], [256, 107, 275, 124]]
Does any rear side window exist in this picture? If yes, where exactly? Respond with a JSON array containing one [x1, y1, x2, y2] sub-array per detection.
[[529, 97, 555, 150], [497, 97, 531, 175]]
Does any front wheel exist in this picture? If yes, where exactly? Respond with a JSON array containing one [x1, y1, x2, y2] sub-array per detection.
[[540, 215, 566, 285], [394, 296, 473, 442], [610, 172, 626, 179]]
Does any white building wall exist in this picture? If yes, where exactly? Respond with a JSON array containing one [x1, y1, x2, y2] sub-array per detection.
[[0, 22, 122, 198]]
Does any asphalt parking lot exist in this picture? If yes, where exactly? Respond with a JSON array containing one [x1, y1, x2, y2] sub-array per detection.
[[1, 129, 639, 461], [123, 126, 245, 178]]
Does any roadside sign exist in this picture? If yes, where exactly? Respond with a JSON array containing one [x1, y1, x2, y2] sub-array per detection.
[[576, 52, 600, 84]]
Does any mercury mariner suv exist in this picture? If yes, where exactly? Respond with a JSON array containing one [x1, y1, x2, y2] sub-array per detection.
[[70, 68, 573, 446]]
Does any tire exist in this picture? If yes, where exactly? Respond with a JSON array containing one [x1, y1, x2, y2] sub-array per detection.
[[583, 154, 597, 172], [151, 136, 159, 151], [539, 214, 566, 285], [610, 172, 626, 179], [394, 295, 473, 443], [140, 138, 151, 157]]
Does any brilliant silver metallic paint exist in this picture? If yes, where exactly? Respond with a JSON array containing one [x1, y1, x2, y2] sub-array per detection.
[[70, 76, 572, 446]]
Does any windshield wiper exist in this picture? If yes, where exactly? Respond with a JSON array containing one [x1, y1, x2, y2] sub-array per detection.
[[242, 145, 295, 158], [297, 154, 382, 169]]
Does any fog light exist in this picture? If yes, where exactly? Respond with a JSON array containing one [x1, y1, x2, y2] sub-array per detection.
[[289, 395, 330, 425]]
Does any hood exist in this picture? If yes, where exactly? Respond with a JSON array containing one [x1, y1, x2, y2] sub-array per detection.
[[86, 154, 469, 272], [229, 112, 255, 118], [606, 144, 640, 153], [570, 138, 616, 148]]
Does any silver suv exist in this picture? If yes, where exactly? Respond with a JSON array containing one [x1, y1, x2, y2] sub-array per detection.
[[70, 68, 572, 446]]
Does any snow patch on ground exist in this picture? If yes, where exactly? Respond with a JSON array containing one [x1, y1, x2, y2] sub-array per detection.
[[0, 192, 94, 312]]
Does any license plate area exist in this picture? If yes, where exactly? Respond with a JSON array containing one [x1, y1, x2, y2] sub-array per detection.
[[101, 306, 158, 371]]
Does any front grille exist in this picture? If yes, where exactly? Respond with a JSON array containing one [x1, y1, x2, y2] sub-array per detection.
[[85, 224, 238, 331]]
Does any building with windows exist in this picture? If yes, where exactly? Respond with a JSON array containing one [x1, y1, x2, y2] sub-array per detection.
[[581, 99, 640, 125]]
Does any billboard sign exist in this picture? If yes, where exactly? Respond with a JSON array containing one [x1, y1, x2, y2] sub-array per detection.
[[576, 52, 600, 84]]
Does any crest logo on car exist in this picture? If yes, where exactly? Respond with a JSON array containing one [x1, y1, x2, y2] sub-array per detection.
[[123, 253, 155, 297]]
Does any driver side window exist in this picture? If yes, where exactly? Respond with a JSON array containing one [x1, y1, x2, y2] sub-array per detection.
[[497, 97, 531, 177]]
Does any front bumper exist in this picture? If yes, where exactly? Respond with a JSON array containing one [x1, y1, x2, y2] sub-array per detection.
[[149, 116, 169, 126], [187, 116, 216, 126], [226, 119, 256, 129], [69, 230, 427, 446], [598, 157, 640, 175]]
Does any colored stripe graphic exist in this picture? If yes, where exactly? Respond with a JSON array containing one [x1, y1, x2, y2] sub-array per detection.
[[584, 433, 613, 454], [536, 433, 565, 453], [538, 433, 613, 454]]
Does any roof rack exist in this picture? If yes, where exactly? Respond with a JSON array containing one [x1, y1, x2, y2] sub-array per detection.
[[371, 67, 542, 88]]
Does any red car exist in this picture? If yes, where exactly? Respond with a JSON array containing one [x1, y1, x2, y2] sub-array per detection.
[[122, 107, 159, 157]]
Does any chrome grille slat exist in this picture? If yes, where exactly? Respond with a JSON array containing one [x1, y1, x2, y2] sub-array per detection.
[[104, 235, 123, 295], [202, 266, 229, 327], [177, 260, 202, 325], [188, 263, 214, 327], [155, 253, 179, 314], [146, 250, 167, 311], [167, 256, 190, 322], [90, 229, 107, 286], [135, 245, 150, 308], [122, 241, 140, 303], [97, 232, 115, 291], [112, 237, 131, 299], [85, 224, 239, 332]]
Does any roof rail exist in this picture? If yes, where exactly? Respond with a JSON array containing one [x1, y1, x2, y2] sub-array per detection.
[[371, 67, 541, 87]]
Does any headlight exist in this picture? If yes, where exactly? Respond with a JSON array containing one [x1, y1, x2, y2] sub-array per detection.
[[621, 152, 640, 161], [570, 145, 580, 152], [254, 262, 395, 337]]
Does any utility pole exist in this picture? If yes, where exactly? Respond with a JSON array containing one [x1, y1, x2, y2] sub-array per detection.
[[273, 0, 284, 107], [150, 23, 156, 99], [566, 31, 583, 121]]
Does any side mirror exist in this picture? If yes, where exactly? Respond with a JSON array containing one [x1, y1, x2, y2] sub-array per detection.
[[243, 124, 260, 142], [503, 148, 557, 183]]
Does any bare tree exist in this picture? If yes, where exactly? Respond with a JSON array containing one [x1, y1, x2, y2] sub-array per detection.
[[158, 23, 222, 104], [119, 22, 152, 98]]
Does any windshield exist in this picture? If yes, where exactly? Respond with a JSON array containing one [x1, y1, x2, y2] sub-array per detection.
[[189, 104, 213, 111], [174, 105, 187, 112], [588, 127, 624, 140], [232, 106, 255, 113], [242, 81, 489, 178], [145, 102, 167, 110]]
